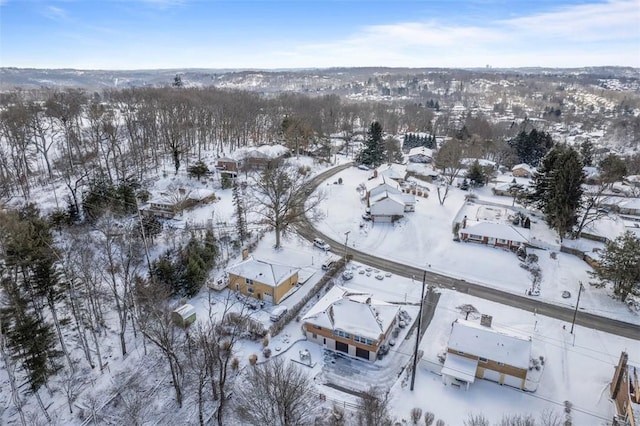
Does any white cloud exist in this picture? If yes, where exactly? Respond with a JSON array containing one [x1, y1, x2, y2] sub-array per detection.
[[41, 5, 69, 22], [274, 0, 640, 68]]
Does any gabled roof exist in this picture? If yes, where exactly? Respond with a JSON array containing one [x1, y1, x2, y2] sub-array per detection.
[[408, 146, 434, 158], [303, 286, 399, 341], [512, 163, 534, 172], [460, 221, 529, 243], [377, 163, 407, 180], [227, 256, 298, 288], [448, 319, 532, 369], [370, 190, 405, 205]]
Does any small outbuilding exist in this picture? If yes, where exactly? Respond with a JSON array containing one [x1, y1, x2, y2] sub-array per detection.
[[172, 304, 197, 327]]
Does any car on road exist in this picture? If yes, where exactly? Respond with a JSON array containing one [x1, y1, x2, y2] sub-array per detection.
[[313, 238, 331, 251]]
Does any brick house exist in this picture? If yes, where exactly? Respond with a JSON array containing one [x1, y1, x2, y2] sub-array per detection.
[[302, 286, 400, 362]]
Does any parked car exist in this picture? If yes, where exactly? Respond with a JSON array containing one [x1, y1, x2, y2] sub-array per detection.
[[313, 238, 330, 251], [342, 270, 354, 280], [362, 212, 371, 221], [357, 164, 370, 171]]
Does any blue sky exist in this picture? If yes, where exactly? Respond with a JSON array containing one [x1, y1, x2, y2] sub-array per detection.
[[0, 0, 638, 69]]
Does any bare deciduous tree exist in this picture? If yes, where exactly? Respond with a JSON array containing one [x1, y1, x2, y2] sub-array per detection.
[[234, 357, 318, 426], [464, 413, 490, 426], [250, 165, 324, 248], [357, 387, 393, 426]]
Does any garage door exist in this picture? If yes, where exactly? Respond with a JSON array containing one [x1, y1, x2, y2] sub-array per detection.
[[335, 341, 349, 354], [503, 374, 524, 389], [262, 293, 273, 304], [355, 347, 369, 360], [481, 369, 501, 383]]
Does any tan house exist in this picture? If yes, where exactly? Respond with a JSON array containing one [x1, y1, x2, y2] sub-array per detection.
[[512, 163, 534, 178], [610, 352, 639, 426], [442, 317, 532, 390], [227, 256, 298, 305], [302, 286, 400, 362]]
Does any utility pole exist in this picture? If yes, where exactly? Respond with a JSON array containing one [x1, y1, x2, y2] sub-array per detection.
[[410, 270, 427, 391], [570, 281, 584, 334], [343, 231, 350, 260]]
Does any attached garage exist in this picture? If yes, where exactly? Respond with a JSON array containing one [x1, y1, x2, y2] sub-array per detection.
[[355, 347, 370, 360], [481, 368, 501, 383], [503, 374, 524, 389], [335, 341, 349, 354]]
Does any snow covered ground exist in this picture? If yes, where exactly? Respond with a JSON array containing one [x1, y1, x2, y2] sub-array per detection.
[[3, 153, 638, 425]]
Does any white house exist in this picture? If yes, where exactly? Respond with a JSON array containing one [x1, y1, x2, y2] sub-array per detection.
[[302, 286, 400, 362], [366, 179, 416, 222], [442, 318, 532, 390]]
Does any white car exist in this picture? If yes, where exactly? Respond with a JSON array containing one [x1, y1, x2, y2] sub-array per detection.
[[342, 270, 354, 280], [313, 238, 330, 251]]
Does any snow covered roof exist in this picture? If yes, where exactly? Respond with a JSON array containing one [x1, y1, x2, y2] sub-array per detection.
[[447, 319, 531, 369], [619, 198, 640, 210], [187, 188, 215, 201], [441, 353, 477, 383], [370, 191, 406, 207], [303, 286, 399, 341], [376, 163, 407, 180], [408, 146, 434, 158], [460, 221, 529, 243], [173, 304, 196, 319], [512, 163, 534, 172], [233, 144, 289, 160], [366, 178, 400, 194], [226, 256, 298, 288]]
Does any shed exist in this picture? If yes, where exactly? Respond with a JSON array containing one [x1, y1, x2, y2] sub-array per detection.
[[172, 304, 196, 327]]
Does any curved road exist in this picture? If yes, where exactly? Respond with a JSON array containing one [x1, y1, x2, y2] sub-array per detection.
[[300, 163, 640, 340]]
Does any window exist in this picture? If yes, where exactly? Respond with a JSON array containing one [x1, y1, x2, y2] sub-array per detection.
[[245, 278, 254, 285], [457, 351, 465, 355], [469, 234, 482, 240], [479, 357, 488, 363], [313, 325, 322, 330], [312, 333, 317, 339], [497, 362, 505, 366], [247, 287, 254, 294], [497, 239, 506, 244], [333, 330, 351, 339]]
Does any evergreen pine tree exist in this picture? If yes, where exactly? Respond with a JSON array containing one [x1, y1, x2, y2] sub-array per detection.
[[591, 231, 640, 302], [233, 182, 248, 243], [532, 146, 584, 241], [357, 121, 384, 167], [579, 140, 594, 167], [466, 160, 486, 187]]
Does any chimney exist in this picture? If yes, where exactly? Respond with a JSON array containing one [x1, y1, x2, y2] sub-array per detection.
[[242, 249, 249, 260], [480, 314, 493, 327]]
